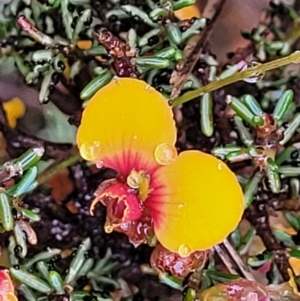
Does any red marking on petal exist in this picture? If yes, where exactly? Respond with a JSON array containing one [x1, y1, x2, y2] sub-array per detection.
[[0, 269, 14, 294], [101, 148, 161, 179]]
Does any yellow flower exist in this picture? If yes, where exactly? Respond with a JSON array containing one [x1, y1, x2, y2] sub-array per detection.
[[77, 78, 244, 256], [199, 278, 269, 301]]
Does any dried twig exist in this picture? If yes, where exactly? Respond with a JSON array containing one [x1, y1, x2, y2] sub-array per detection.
[[222, 239, 256, 281], [273, 198, 300, 211], [0, 162, 22, 184], [213, 244, 238, 275], [169, 0, 227, 103]]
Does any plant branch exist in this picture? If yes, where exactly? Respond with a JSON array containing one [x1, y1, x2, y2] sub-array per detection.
[[222, 239, 255, 281], [272, 197, 300, 211], [172, 50, 300, 107], [213, 244, 238, 275]]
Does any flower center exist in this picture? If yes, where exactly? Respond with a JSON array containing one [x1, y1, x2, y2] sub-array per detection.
[[126, 169, 152, 201]]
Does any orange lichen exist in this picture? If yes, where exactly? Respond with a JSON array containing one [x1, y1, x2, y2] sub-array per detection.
[[63, 58, 71, 80], [77, 40, 105, 62], [289, 257, 300, 276], [174, 5, 201, 20], [0, 269, 18, 301], [77, 77, 244, 256], [77, 40, 92, 50], [3, 97, 25, 128]]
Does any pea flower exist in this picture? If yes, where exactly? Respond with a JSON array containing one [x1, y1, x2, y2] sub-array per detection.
[[199, 278, 270, 301], [76, 78, 244, 257], [0, 268, 18, 301]]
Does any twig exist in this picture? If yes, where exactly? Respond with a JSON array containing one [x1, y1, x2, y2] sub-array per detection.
[[222, 239, 256, 281], [16, 15, 54, 46], [213, 244, 238, 275], [272, 198, 300, 211], [172, 50, 300, 107], [169, 0, 228, 103], [0, 162, 22, 184]]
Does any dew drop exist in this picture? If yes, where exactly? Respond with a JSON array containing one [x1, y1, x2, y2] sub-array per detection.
[[145, 84, 151, 90], [178, 244, 191, 257], [79, 141, 101, 161], [290, 51, 300, 63], [154, 143, 178, 165], [217, 163, 223, 171], [241, 61, 265, 83], [104, 223, 114, 233], [177, 204, 184, 209]]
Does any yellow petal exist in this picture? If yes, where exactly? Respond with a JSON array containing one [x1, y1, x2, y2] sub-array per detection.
[[77, 78, 177, 176], [174, 5, 201, 20], [147, 151, 244, 256], [3, 97, 25, 128]]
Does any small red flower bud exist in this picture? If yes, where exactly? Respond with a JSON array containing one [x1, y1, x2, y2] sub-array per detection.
[[150, 243, 210, 279]]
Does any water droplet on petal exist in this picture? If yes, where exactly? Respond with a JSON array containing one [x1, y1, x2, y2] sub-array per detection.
[[177, 204, 184, 209], [80, 141, 101, 161], [217, 163, 223, 170], [154, 143, 178, 165], [145, 84, 151, 90], [241, 61, 265, 83], [178, 244, 191, 257], [105, 223, 114, 233]]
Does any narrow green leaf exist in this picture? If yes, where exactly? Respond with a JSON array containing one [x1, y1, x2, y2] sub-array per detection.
[[64, 237, 91, 284], [200, 93, 214, 137], [0, 191, 14, 231], [10, 267, 52, 294], [283, 212, 300, 231], [273, 89, 294, 123]]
